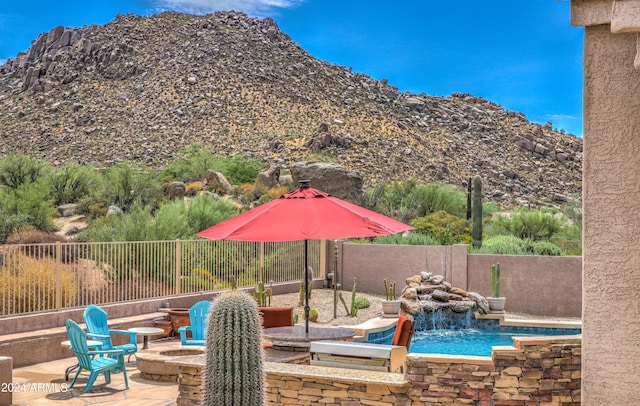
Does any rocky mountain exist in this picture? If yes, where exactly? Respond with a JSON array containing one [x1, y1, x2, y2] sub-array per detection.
[[0, 11, 582, 208]]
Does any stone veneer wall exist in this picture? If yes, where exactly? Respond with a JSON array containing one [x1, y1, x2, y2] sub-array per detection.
[[174, 335, 580, 405]]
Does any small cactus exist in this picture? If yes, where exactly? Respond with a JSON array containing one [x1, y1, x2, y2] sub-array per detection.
[[491, 263, 501, 298], [308, 307, 318, 322], [204, 290, 264, 406], [384, 279, 396, 301], [251, 281, 271, 307]]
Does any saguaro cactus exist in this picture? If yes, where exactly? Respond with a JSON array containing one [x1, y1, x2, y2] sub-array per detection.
[[466, 177, 472, 220], [204, 290, 264, 406], [471, 175, 483, 249]]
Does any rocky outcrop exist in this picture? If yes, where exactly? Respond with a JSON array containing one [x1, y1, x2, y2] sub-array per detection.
[[290, 162, 365, 202], [0, 11, 582, 208]]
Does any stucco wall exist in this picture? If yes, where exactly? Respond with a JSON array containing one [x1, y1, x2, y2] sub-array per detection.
[[339, 243, 582, 317], [468, 254, 582, 316], [582, 23, 640, 405]]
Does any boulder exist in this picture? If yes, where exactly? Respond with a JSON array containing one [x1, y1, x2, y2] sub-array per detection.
[[290, 162, 365, 202], [406, 275, 422, 286], [254, 166, 280, 190], [205, 170, 233, 194], [57, 203, 76, 217], [467, 292, 490, 314], [431, 290, 450, 302], [450, 287, 468, 297], [166, 181, 186, 200]]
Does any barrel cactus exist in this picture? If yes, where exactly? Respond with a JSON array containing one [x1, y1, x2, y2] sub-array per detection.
[[204, 290, 264, 406]]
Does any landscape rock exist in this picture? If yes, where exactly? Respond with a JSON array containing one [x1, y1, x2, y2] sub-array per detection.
[[290, 162, 365, 202], [205, 170, 233, 194], [166, 182, 186, 200], [254, 166, 280, 190], [57, 203, 76, 217]]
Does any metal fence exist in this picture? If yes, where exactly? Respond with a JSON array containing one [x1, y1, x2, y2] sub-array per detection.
[[0, 239, 322, 317]]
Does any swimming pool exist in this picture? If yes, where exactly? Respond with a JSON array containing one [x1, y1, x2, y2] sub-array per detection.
[[409, 328, 581, 357]]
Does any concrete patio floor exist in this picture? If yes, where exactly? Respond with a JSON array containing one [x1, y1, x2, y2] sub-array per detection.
[[10, 356, 178, 406]]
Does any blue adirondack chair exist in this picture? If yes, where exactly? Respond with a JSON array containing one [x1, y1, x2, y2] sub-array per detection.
[[178, 300, 212, 345], [65, 319, 129, 393], [83, 304, 137, 361]]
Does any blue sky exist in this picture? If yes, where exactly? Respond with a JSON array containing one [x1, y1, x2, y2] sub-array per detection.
[[0, 0, 584, 136]]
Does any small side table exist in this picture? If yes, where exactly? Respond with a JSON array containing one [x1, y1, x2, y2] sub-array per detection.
[[128, 327, 165, 350]]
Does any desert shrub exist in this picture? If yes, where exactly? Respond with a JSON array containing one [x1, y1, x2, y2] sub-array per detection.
[[0, 252, 77, 314], [354, 231, 437, 245], [6, 230, 78, 263], [411, 210, 470, 245], [184, 194, 237, 235], [365, 180, 466, 223], [473, 235, 532, 255], [222, 155, 262, 185], [550, 222, 582, 256], [78, 195, 237, 242], [0, 177, 57, 231], [49, 163, 98, 206], [160, 145, 262, 185], [532, 241, 563, 256], [0, 209, 33, 244], [0, 153, 50, 189], [235, 183, 262, 206], [185, 182, 203, 196], [255, 186, 288, 205], [161, 144, 219, 182], [99, 162, 163, 212], [6, 229, 69, 245], [485, 208, 562, 242]]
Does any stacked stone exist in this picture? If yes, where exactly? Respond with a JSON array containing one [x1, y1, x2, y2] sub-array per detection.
[[173, 335, 581, 405], [175, 365, 205, 406], [405, 336, 581, 405]]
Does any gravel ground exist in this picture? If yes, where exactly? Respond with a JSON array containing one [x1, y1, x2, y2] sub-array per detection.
[[269, 289, 582, 327], [270, 288, 386, 326]]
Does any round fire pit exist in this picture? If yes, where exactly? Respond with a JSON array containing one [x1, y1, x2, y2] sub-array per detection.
[[136, 345, 205, 382]]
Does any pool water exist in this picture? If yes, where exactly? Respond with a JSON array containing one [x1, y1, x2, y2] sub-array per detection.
[[409, 328, 581, 357]]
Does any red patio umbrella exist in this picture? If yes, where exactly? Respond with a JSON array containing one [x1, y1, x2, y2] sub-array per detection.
[[196, 181, 415, 332]]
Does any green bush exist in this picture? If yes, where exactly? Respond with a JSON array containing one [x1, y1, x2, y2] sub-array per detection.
[[0, 177, 57, 231], [410, 210, 470, 245], [550, 222, 582, 256], [0, 209, 33, 244], [358, 231, 438, 245], [486, 208, 562, 242], [0, 154, 50, 190], [50, 163, 98, 206], [365, 180, 466, 223], [78, 195, 237, 242], [161, 144, 219, 183], [161, 145, 262, 186], [99, 162, 163, 212], [473, 235, 531, 255], [532, 241, 563, 256]]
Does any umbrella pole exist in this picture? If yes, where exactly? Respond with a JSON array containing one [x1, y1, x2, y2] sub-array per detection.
[[304, 240, 310, 334]]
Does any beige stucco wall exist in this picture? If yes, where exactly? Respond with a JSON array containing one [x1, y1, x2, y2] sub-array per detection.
[[468, 254, 581, 316], [339, 243, 582, 317], [579, 19, 640, 405]]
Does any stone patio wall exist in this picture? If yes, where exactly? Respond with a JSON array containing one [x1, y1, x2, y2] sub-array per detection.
[[173, 335, 581, 405]]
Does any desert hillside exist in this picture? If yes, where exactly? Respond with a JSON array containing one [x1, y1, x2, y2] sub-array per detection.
[[0, 11, 582, 208]]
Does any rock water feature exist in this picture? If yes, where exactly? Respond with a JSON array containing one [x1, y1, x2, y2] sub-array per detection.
[[399, 272, 491, 332]]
